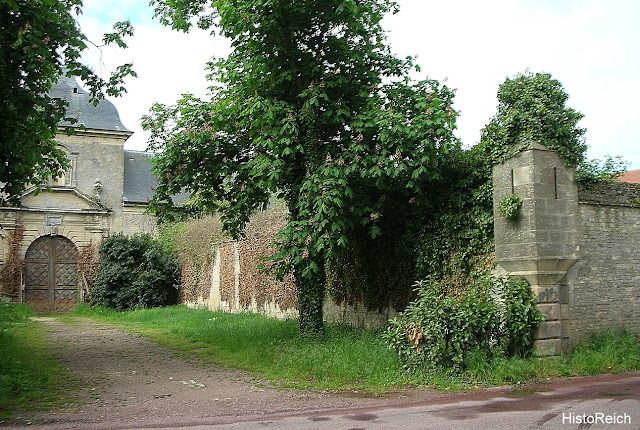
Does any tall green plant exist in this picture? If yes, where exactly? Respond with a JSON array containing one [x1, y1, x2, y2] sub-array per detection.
[[501, 277, 544, 357], [144, 0, 459, 336]]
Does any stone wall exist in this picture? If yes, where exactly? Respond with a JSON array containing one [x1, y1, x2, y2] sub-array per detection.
[[122, 204, 159, 237], [564, 183, 640, 341], [185, 238, 397, 329]]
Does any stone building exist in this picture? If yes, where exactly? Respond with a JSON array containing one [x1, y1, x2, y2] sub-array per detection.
[[0, 75, 163, 312]]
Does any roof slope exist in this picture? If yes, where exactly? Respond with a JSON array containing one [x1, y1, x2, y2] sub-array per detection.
[[619, 169, 640, 184], [123, 151, 189, 205], [49, 74, 131, 133]]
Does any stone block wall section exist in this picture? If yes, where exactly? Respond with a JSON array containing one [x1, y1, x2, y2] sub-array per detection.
[[185, 240, 397, 329], [493, 142, 640, 354], [565, 183, 640, 340]]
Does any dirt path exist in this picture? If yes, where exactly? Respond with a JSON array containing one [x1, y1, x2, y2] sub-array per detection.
[[3, 317, 445, 429]]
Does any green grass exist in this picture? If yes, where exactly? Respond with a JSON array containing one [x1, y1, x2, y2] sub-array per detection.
[[0, 303, 73, 420], [74, 304, 640, 393]]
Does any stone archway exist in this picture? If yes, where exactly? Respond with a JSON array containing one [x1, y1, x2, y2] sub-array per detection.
[[24, 235, 79, 313]]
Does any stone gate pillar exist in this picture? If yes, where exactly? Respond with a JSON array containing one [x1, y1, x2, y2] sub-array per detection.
[[493, 142, 579, 355]]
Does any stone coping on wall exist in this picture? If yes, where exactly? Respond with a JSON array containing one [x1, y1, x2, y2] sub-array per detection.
[[578, 181, 640, 207]]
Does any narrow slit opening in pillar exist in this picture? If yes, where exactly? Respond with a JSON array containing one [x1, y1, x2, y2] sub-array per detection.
[[511, 169, 514, 194], [554, 167, 558, 199]]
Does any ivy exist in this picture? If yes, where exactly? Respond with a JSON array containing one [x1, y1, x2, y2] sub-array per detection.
[[478, 70, 586, 167], [498, 193, 523, 220]]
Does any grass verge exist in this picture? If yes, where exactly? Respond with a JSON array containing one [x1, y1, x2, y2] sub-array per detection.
[[0, 303, 73, 420], [75, 304, 640, 393]]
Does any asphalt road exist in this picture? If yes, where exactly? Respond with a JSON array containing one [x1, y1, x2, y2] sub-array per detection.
[[127, 372, 640, 430]]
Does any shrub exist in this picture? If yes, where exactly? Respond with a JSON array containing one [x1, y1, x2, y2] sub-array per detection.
[[478, 70, 587, 167], [89, 233, 179, 310], [383, 275, 543, 372], [501, 276, 544, 357], [383, 277, 500, 371]]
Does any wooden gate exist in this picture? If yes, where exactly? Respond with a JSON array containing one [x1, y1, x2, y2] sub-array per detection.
[[24, 235, 79, 313]]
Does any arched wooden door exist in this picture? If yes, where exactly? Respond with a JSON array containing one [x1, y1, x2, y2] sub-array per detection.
[[24, 235, 79, 313]]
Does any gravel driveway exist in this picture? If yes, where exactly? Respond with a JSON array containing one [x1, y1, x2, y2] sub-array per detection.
[[2, 317, 445, 429]]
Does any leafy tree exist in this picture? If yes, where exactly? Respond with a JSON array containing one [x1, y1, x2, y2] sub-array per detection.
[[0, 0, 136, 206], [144, 0, 459, 336], [479, 70, 587, 166], [575, 155, 628, 187]]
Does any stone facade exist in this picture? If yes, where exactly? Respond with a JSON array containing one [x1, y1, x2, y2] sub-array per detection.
[[493, 142, 640, 354], [0, 76, 163, 311]]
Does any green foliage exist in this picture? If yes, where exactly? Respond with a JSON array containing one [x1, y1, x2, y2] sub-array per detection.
[[326, 191, 424, 311], [479, 70, 587, 167], [383, 277, 501, 371], [144, 0, 459, 336], [89, 234, 179, 310], [498, 193, 523, 220], [328, 146, 496, 312], [414, 147, 494, 285], [384, 276, 543, 372], [0, 303, 69, 419], [0, 0, 136, 206], [502, 277, 544, 357], [575, 155, 629, 188]]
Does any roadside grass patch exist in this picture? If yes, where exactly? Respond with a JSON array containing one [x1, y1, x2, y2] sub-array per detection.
[[0, 303, 72, 420], [75, 305, 640, 392], [564, 330, 640, 375]]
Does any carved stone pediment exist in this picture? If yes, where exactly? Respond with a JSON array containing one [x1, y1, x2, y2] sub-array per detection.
[[20, 187, 110, 212]]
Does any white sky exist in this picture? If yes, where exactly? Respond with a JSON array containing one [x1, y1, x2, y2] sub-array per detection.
[[76, 0, 640, 169]]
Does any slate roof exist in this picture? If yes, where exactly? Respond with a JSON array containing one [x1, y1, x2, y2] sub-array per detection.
[[123, 151, 189, 205], [123, 151, 156, 204], [49, 74, 131, 133], [619, 169, 640, 184]]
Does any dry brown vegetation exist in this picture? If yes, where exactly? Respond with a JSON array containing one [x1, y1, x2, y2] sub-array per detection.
[[0, 224, 24, 295], [76, 241, 100, 297], [166, 204, 297, 310]]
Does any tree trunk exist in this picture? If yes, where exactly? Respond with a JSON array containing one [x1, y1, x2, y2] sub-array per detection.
[[295, 256, 326, 338]]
